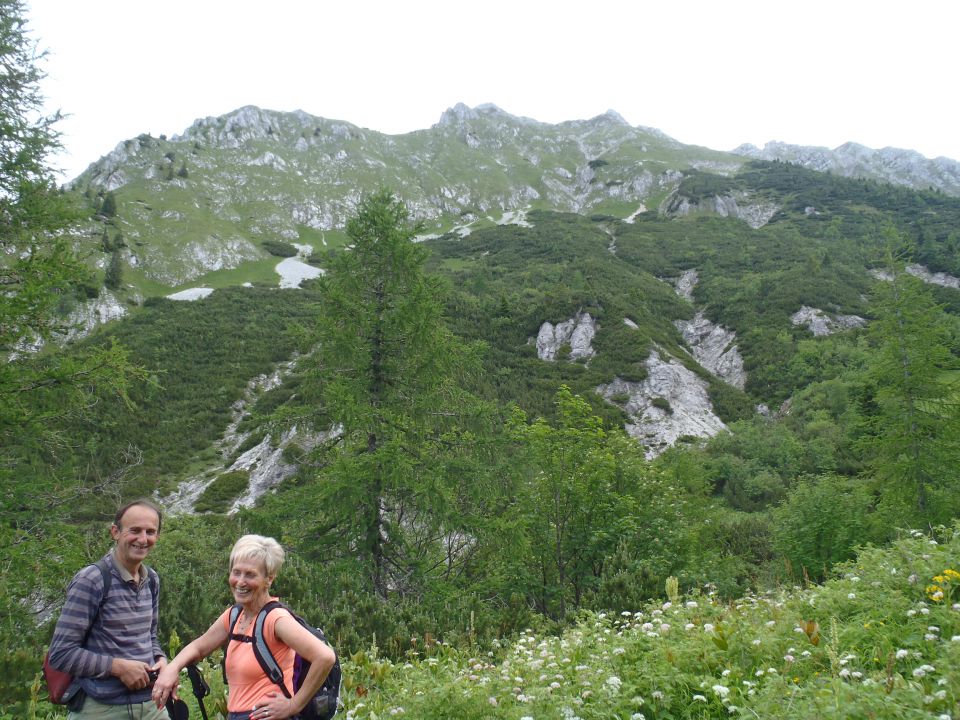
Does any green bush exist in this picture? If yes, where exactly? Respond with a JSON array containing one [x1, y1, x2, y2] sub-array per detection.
[[262, 240, 298, 257], [194, 471, 249, 513]]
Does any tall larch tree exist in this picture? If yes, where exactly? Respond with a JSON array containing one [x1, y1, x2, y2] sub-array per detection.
[[300, 189, 485, 598]]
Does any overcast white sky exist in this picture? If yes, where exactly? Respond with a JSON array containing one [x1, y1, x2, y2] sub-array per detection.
[[25, 0, 959, 182]]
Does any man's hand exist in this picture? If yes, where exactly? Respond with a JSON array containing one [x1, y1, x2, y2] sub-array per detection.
[[111, 658, 153, 689]]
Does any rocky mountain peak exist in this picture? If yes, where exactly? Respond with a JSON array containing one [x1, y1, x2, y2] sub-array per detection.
[[439, 102, 480, 126], [734, 140, 960, 195]]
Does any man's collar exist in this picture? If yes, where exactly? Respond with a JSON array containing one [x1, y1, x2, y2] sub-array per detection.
[[111, 548, 148, 585]]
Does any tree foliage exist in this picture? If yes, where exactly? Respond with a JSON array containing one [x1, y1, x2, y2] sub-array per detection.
[[298, 189, 485, 598], [857, 248, 960, 526], [0, 0, 143, 506]]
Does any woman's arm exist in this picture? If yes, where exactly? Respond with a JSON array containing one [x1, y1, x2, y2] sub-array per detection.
[[268, 616, 336, 718], [152, 617, 229, 708]]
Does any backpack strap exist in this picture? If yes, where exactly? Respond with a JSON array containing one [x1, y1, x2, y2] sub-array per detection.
[[222, 603, 245, 684], [250, 601, 293, 699], [93, 558, 113, 613]]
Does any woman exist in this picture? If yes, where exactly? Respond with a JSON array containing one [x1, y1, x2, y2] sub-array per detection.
[[152, 535, 336, 720]]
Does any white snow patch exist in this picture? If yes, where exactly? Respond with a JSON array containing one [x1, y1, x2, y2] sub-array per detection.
[[496, 208, 533, 227], [167, 287, 215, 301], [276, 243, 324, 288]]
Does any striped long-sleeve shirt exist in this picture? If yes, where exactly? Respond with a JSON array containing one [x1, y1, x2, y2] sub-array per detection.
[[47, 551, 164, 704]]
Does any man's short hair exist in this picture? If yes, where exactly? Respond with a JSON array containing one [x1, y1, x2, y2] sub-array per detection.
[[113, 500, 163, 533]]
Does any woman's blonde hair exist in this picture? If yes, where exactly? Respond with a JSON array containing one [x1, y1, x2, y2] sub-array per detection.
[[229, 534, 285, 578]]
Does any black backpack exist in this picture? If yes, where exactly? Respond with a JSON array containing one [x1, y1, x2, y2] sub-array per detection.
[[226, 601, 341, 720]]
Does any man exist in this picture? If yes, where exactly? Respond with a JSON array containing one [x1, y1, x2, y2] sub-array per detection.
[[48, 500, 170, 719]]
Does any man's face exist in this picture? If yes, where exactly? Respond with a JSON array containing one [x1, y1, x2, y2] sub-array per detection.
[[110, 504, 160, 573]]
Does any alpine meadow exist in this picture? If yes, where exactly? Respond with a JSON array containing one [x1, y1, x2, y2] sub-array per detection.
[[3, 2, 960, 718]]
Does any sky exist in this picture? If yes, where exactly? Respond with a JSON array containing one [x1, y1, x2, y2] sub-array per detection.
[[24, 0, 960, 183]]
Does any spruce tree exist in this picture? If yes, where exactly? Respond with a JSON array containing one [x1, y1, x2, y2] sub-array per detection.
[[105, 248, 123, 289]]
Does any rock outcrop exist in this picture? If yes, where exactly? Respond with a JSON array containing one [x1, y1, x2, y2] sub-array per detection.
[[597, 351, 727, 458], [535, 313, 597, 362], [669, 270, 746, 389], [675, 312, 746, 389], [662, 191, 780, 229], [791, 306, 867, 336], [905, 263, 960, 289]]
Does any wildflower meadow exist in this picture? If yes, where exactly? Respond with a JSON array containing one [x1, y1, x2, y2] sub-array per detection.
[[334, 525, 959, 720]]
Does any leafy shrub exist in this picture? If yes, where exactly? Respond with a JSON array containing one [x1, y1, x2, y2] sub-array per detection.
[[194, 471, 249, 513], [262, 240, 298, 257], [651, 396, 672, 414], [772, 474, 875, 582]]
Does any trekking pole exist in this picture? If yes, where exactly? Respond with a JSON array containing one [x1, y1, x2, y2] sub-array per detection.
[[186, 664, 211, 720]]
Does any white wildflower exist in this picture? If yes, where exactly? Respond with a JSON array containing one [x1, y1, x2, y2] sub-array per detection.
[[712, 685, 730, 698], [896, 649, 909, 659], [693, 694, 707, 702]]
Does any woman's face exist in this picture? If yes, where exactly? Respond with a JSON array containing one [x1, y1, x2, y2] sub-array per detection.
[[229, 557, 272, 608]]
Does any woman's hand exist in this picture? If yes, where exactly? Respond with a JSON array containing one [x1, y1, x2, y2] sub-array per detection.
[[252, 692, 296, 720], [151, 665, 179, 709]]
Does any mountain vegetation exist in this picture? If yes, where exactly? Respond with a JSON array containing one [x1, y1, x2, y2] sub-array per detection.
[[2, 2, 960, 717]]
